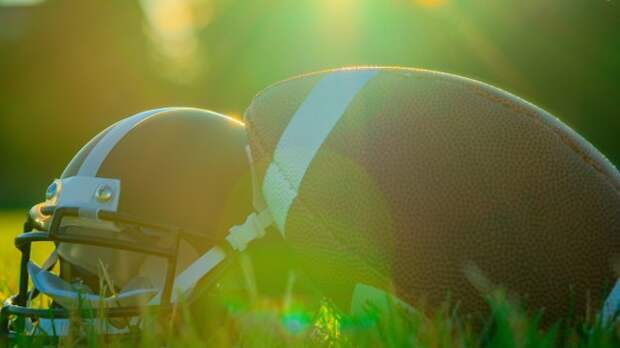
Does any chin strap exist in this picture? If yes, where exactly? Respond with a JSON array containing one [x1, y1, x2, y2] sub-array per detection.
[[226, 145, 274, 252], [226, 209, 273, 252]]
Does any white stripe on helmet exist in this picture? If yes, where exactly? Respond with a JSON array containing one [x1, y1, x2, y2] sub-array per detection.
[[262, 69, 379, 234], [77, 108, 169, 177]]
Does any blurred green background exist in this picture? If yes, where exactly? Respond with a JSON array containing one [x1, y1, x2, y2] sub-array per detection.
[[0, 0, 618, 209]]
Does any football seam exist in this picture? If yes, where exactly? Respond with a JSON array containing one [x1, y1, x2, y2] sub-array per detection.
[[389, 68, 618, 194], [470, 85, 619, 194]]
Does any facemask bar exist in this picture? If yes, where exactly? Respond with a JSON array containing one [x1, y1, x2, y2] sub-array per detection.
[[0, 205, 204, 340]]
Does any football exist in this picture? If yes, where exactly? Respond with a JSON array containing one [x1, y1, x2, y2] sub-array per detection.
[[243, 67, 620, 323]]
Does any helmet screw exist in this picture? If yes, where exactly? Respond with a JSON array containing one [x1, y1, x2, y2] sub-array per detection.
[[45, 182, 58, 200], [95, 185, 114, 203]]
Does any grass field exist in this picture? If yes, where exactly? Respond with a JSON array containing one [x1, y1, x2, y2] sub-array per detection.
[[0, 212, 55, 301], [0, 211, 619, 347]]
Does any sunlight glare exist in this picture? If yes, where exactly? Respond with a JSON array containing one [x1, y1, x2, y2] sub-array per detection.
[[415, 0, 447, 8], [140, 0, 212, 83]]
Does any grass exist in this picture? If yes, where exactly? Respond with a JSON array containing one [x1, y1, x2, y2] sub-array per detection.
[[0, 211, 54, 301], [0, 210, 619, 347]]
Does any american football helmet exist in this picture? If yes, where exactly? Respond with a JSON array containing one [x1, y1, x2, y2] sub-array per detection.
[[0, 107, 253, 342], [238, 67, 620, 324]]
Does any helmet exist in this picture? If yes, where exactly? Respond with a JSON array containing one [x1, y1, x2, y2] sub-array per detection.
[[0, 107, 252, 341], [239, 67, 620, 324]]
